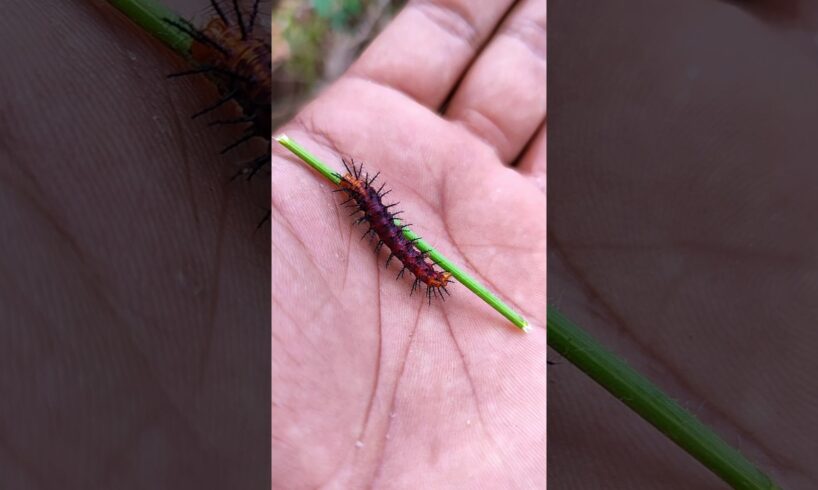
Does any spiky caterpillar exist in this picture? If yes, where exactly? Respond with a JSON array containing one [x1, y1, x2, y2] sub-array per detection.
[[334, 159, 453, 303], [164, 0, 273, 180]]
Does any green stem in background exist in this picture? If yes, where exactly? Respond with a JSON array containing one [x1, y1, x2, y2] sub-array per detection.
[[275, 134, 530, 332], [106, 0, 192, 56], [548, 306, 779, 490]]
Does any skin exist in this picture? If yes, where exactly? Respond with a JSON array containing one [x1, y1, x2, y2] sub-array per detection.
[[271, 1, 546, 488], [0, 0, 544, 489], [550, 0, 818, 488], [1, 0, 267, 488]]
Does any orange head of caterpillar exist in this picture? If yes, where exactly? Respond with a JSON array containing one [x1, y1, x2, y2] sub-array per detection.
[[428, 271, 452, 288], [185, 1, 279, 107], [339, 173, 367, 196], [337, 159, 371, 196], [413, 269, 454, 304], [190, 18, 229, 66]]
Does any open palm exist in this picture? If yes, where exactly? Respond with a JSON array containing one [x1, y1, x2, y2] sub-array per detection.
[[549, 1, 818, 488], [271, 0, 546, 488]]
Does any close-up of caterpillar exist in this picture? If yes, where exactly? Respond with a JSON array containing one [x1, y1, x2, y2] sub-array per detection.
[[164, 0, 274, 180], [333, 158, 454, 303]]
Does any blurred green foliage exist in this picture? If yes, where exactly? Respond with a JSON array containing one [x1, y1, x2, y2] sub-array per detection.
[[311, 0, 364, 29], [275, 0, 403, 87]]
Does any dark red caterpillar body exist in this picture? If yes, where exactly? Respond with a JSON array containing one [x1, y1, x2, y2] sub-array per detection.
[[335, 159, 453, 303]]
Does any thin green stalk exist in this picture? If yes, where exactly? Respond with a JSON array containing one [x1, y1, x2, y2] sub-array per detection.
[[548, 306, 779, 490], [106, 0, 192, 56], [277, 134, 343, 185], [275, 134, 529, 332]]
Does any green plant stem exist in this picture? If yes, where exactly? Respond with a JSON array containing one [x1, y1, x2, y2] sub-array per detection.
[[548, 306, 779, 490], [106, 0, 192, 56], [277, 134, 343, 185], [275, 134, 530, 332]]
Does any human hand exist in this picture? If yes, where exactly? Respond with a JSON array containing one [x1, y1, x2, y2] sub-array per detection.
[[0, 0, 271, 488], [549, 0, 818, 488], [271, 0, 547, 488]]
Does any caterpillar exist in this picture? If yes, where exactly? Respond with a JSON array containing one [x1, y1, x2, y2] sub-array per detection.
[[334, 159, 453, 303], [164, 0, 274, 180]]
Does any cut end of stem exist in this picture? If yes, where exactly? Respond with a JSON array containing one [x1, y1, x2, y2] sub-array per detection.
[[274, 133, 290, 143], [521, 321, 531, 333]]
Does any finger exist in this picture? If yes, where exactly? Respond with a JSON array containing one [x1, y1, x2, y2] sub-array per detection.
[[346, 0, 517, 110], [444, 0, 546, 163], [517, 122, 546, 181]]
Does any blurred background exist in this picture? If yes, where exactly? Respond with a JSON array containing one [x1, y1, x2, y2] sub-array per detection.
[[271, 0, 407, 124], [146, 0, 407, 126]]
